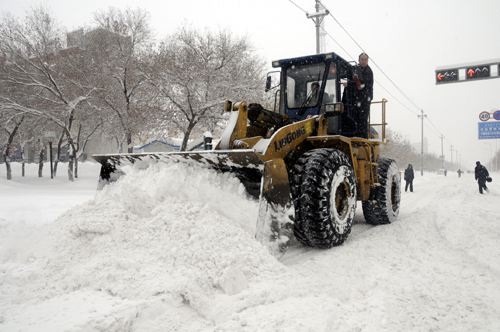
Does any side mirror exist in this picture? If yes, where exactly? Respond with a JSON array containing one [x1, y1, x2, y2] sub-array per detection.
[[265, 76, 271, 92]]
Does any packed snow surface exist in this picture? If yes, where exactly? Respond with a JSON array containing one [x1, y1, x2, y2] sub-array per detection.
[[1, 161, 500, 331]]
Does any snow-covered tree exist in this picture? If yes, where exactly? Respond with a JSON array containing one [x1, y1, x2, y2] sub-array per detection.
[[146, 26, 267, 151], [0, 112, 24, 179], [0, 6, 95, 181], [380, 129, 418, 169], [89, 7, 153, 153]]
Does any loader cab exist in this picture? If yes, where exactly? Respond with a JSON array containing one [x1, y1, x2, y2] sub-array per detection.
[[267, 52, 355, 135]]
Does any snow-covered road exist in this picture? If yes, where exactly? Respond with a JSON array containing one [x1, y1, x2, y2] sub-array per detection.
[[1, 162, 499, 331]]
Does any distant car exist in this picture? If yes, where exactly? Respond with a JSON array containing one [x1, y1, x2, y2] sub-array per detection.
[[437, 169, 446, 175]]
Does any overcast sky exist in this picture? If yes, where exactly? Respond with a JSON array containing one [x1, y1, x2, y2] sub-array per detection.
[[2, 0, 500, 169]]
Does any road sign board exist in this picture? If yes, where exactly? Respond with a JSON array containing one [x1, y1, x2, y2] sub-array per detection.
[[436, 60, 500, 84], [478, 122, 500, 139], [466, 65, 490, 80], [494, 110, 500, 120], [435, 69, 458, 84], [479, 111, 490, 121]]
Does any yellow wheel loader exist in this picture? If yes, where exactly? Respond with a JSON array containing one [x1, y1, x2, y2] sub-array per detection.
[[92, 52, 401, 258]]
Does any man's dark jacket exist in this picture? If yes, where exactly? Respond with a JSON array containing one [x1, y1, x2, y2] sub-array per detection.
[[475, 164, 489, 180], [357, 65, 374, 102], [404, 166, 414, 181]]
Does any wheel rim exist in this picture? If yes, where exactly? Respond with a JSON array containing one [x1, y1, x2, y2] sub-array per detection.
[[335, 182, 349, 219], [330, 166, 355, 234]]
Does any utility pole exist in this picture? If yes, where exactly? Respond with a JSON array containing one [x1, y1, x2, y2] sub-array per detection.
[[450, 145, 454, 165], [306, 0, 329, 54], [418, 110, 427, 175], [440, 135, 445, 169]]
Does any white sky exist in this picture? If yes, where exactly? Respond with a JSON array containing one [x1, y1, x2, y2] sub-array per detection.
[[1, 0, 500, 168]]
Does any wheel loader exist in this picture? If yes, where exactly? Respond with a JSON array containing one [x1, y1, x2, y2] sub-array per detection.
[[92, 52, 401, 258]]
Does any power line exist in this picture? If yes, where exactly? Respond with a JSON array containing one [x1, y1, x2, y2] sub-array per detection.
[[317, 24, 421, 117], [426, 117, 443, 137], [287, 0, 461, 154], [317, 1, 461, 152], [288, 0, 307, 14], [319, 27, 353, 60], [318, 1, 423, 113], [317, 0, 367, 56]]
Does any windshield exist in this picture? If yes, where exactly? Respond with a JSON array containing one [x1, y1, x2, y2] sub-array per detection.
[[285, 63, 326, 109]]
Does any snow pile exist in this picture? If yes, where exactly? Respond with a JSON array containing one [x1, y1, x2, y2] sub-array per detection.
[[8, 162, 290, 325]]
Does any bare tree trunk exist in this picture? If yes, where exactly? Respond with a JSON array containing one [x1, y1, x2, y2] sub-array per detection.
[[116, 136, 124, 153], [180, 121, 196, 151], [53, 132, 65, 177], [126, 131, 133, 153], [38, 148, 44, 177], [75, 158, 78, 179], [67, 155, 74, 182], [20, 145, 28, 177], [3, 154, 12, 180], [72, 147, 79, 179], [3, 116, 24, 180]]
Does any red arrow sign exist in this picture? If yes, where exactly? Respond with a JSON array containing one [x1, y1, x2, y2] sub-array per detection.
[[437, 73, 444, 80], [468, 69, 475, 77]]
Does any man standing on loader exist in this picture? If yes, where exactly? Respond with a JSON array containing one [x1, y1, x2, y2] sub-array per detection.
[[342, 53, 374, 138]]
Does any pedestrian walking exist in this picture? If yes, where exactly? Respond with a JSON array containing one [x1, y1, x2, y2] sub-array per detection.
[[474, 161, 490, 194]]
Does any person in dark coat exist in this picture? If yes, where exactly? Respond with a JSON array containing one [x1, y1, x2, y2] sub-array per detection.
[[404, 164, 414, 192], [474, 161, 489, 194], [342, 53, 373, 138]]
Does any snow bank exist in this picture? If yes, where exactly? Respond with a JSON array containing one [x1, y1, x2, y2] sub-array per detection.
[[4, 161, 288, 328]]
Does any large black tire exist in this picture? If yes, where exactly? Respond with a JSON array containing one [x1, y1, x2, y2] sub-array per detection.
[[290, 148, 357, 249], [362, 158, 401, 225]]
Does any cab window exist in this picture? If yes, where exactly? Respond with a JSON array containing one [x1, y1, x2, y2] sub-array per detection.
[[285, 63, 326, 109]]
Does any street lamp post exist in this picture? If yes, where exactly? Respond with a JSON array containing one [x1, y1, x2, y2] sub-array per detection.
[[418, 110, 427, 176], [484, 142, 492, 169], [496, 139, 498, 172]]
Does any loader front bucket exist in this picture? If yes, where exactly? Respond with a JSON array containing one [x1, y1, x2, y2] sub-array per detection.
[[92, 150, 264, 195], [92, 150, 295, 259]]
